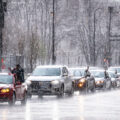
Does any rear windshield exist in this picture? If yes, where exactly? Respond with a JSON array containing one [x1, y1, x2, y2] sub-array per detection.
[[32, 68, 61, 76], [109, 72, 116, 78], [0, 75, 13, 84], [70, 69, 82, 77], [91, 71, 105, 78], [109, 67, 120, 73]]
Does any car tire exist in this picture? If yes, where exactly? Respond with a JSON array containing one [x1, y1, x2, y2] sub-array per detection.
[[109, 82, 112, 90], [91, 84, 95, 93], [85, 82, 88, 94], [21, 92, 27, 105], [68, 85, 74, 96], [27, 94, 32, 99], [9, 93, 16, 106], [57, 85, 64, 98]]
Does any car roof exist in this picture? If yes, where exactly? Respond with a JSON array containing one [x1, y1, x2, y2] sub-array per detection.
[[89, 66, 103, 69], [0, 72, 11, 75], [108, 70, 115, 73], [109, 66, 120, 68], [90, 70, 105, 72], [69, 67, 86, 70], [36, 65, 67, 69]]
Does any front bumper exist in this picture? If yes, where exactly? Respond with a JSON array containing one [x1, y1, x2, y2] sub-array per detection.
[[74, 82, 86, 91], [95, 83, 104, 89], [0, 93, 12, 102], [28, 81, 61, 95]]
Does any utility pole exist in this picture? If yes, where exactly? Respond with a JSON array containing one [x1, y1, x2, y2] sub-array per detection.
[[93, 8, 102, 66], [0, 0, 7, 70], [52, 0, 56, 65], [108, 6, 113, 66]]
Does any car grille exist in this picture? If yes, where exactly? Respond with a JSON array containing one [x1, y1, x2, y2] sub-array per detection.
[[31, 81, 40, 89], [30, 81, 52, 90]]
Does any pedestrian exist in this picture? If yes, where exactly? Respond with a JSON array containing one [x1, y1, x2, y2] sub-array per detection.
[[12, 64, 24, 83], [84, 66, 91, 77], [104, 70, 109, 78]]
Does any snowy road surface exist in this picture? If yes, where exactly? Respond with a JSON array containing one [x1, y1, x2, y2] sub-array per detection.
[[0, 90, 120, 120]]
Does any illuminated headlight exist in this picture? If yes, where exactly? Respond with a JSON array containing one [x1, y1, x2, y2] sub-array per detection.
[[96, 81, 104, 84], [1, 88, 10, 93], [51, 80, 60, 85], [78, 83, 84, 88], [80, 78, 86, 83], [26, 80, 32, 85]]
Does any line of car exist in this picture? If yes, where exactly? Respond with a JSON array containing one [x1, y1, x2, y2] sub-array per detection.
[[0, 65, 120, 105], [70, 66, 120, 93]]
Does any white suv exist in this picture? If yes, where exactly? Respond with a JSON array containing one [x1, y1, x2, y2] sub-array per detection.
[[26, 65, 74, 98]]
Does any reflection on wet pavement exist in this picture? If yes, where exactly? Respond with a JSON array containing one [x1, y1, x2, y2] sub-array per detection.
[[0, 90, 120, 120]]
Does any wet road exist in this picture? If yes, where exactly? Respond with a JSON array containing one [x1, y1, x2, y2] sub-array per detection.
[[0, 90, 120, 120]]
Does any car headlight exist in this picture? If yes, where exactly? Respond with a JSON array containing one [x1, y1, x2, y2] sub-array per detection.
[[96, 81, 104, 84], [51, 80, 60, 85], [78, 83, 84, 88], [80, 78, 86, 83], [1, 88, 10, 93], [26, 80, 32, 85]]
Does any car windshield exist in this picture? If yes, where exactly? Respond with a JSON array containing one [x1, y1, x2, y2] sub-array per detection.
[[91, 71, 104, 78], [32, 68, 61, 76], [0, 75, 13, 84]]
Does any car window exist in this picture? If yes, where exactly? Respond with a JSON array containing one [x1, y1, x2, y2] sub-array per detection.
[[0, 75, 13, 84], [32, 68, 61, 76]]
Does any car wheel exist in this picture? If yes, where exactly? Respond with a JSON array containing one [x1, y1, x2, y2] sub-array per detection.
[[68, 85, 74, 96], [9, 93, 16, 106], [21, 92, 27, 105], [57, 85, 64, 98], [27, 94, 32, 99], [109, 82, 112, 90], [85, 82, 88, 94]]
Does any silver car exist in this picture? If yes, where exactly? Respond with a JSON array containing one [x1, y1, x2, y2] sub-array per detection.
[[108, 71, 120, 88], [26, 65, 74, 98], [108, 67, 120, 76], [69, 67, 95, 93]]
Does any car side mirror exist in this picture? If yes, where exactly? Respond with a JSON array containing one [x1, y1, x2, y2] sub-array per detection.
[[16, 81, 21, 85]]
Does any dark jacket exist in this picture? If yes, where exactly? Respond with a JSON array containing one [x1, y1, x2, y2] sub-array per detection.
[[12, 67, 24, 83]]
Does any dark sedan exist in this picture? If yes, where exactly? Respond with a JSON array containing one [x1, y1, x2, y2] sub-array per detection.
[[91, 70, 112, 90], [69, 68, 95, 93]]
